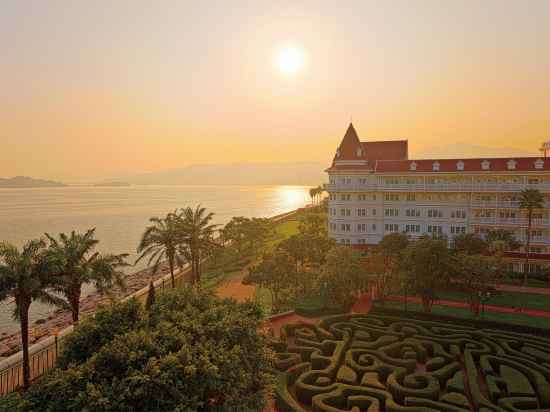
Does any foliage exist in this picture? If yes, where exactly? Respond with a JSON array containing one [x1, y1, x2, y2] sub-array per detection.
[[519, 188, 545, 284], [243, 250, 296, 312], [400, 236, 452, 312], [297, 213, 327, 238], [18, 287, 272, 412], [145, 280, 156, 310], [56, 298, 142, 369], [319, 246, 366, 308], [136, 211, 182, 288], [486, 228, 521, 252], [0, 240, 65, 389], [47, 228, 129, 323], [371, 233, 409, 301], [451, 253, 499, 315], [451, 233, 488, 255], [177, 205, 219, 283]]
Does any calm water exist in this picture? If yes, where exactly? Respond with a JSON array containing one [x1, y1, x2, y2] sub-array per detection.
[[0, 185, 311, 333]]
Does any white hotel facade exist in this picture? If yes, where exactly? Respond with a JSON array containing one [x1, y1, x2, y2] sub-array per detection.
[[326, 124, 550, 273]]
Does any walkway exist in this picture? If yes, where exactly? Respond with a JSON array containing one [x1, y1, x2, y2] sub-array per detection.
[[494, 283, 550, 295], [386, 295, 550, 318]]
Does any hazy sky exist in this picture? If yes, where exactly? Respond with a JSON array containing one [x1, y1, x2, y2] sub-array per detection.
[[2, 0, 549, 181]]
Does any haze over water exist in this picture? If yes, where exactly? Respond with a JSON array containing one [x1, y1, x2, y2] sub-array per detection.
[[0, 185, 311, 333]]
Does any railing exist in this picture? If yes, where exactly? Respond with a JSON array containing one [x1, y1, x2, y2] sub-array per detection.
[[0, 209, 299, 396], [325, 183, 550, 193], [470, 217, 550, 227]]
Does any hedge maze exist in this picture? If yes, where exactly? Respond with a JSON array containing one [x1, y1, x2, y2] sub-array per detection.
[[272, 314, 550, 411]]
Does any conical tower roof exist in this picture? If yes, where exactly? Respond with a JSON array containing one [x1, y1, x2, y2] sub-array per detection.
[[335, 123, 366, 161]]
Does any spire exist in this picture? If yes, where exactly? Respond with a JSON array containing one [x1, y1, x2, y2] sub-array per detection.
[[335, 123, 364, 160]]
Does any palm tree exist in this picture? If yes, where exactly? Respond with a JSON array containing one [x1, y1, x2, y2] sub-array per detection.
[[177, 205, 218, 284], [519, 188, 545, 284], [137, 212, 182, 288], [316, 185, 324, 205], [46, 229, 128, 323], [308, 187, 315, 206], [0, 240, 65, 390]]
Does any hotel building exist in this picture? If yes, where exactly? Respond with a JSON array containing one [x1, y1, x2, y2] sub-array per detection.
[[325, 123, 550, 273]]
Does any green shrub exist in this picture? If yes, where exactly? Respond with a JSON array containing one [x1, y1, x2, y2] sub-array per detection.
[[57, 298, 142, 368]]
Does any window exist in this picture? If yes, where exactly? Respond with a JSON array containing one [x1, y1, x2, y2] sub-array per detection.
[[384, 208, 399, 217], [409, 162, 417, 171], [450, 226, 466, 234], [340, 223, 351, 232], [329, 223, 337, 231], [356, 147, 363, 157], [358, 239, 366, 245], [432, 161, 440, 171], [357, 223, 367, 232], [357, 208, 367, 217], [372, 209, 377, 216], [456, 161, 464, 171], [405, 224, 421, 233], [406, 209, 420, 217], [385, 193, 399, 201], [535, 159, 544, 169], [450, 210, 466, 219], [385, 177, 400, 185], [385, 223, 399, 232], [481, 160, 490, 170], [427, 225, 443, 234], [372, 224, 377, 231], [358, 194, 367, 201], [359, 178, 367, 184], [427, 209, 443, 218], [507, 159, 517, 170], [406, 193, 416, 201], [372, 195, 377, 201]]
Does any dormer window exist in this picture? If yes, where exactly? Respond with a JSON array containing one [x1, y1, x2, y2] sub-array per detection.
[[535, 159, 544, 169], [432, 161, 440, 171], [356, 147, 363, 157], [481, 160, 490, 170], [507, 159, 517, 170], [410, 162, 417, 171], [456, 161, 464, 171]]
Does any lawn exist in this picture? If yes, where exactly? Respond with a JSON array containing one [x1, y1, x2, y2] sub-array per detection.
[[436, 290, 550, 312], [377, 300, 550, 329]]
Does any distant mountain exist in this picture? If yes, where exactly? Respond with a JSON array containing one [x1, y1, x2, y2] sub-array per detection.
[[94, 181, 131, 187], [119, 162, 327, 186], [0, 176, 66, 188], [414, 143, 535, 159]]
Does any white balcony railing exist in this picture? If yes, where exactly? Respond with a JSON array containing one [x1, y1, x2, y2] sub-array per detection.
[[325, 182, 550, 193]]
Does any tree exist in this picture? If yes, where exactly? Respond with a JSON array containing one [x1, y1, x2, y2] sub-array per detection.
[[221, 216, 249, 255], [20, 288, 272, 412], [309, 187, 317, 206], [177, 205, 218, 284], [320, 246, 366, 308], [0, 240, 65, 390], [486, 228, 521, 252], [400, 236, 452, 312], [277, 234, 308, 272], [243, 251, 295, 312], [145, 280, 156, 310], [298, 212, 327, 238], [372, 233, 409, 302], [451, 233, 488, 255], [46, 229, 128, 323], [136, 212, 182, 288], [452, 253, 498, 316], [519, 188, 545, 284]]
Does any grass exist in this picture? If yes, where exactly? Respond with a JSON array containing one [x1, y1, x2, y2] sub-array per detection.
[[274, 220, 300, 239], [435, 290, 550, 312], [377, 300, 550, 330]]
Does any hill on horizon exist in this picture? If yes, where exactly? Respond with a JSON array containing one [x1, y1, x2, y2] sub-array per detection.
[[0, 176, 66, 188], [117, 162, 328, 186]]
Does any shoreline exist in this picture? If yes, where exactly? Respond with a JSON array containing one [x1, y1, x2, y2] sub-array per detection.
[[0, 264, 174, 359]]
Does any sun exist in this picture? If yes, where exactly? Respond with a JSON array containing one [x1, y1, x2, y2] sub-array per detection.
[[274, 46, 306, 76]]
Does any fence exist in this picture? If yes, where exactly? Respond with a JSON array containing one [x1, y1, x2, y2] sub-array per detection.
[[0, 208, 299, 395]]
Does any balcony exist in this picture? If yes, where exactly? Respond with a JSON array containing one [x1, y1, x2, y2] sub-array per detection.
[[324, 182, 550, 193], [470, 217, 550, 227]]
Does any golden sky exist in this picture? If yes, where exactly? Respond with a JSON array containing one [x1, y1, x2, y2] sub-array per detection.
[[1, 1, 549, 181]]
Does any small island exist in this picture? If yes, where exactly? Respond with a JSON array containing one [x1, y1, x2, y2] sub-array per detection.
[[94, 181, 131, 187], [0, 176, 66, 188]]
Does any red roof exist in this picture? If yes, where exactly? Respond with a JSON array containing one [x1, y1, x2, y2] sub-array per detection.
[[362, 140, 408, 162], [374, 157, 549, 173]]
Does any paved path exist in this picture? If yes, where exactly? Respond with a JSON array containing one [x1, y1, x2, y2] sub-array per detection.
[[386, 295, 550, 318]]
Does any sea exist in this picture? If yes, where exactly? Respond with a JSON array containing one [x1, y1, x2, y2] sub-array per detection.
[[0, 184, 311, 334]]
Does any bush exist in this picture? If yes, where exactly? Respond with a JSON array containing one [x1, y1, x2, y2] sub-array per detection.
[[57, 298, 143, 368], [17, 287, 273, 412]]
